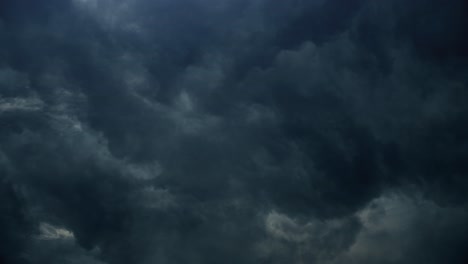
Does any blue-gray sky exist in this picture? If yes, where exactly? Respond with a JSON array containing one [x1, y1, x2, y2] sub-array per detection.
[[1, 0, 468, 263]]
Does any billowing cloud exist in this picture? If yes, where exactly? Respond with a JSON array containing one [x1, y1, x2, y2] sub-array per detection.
[[1, 0, 467, 263]]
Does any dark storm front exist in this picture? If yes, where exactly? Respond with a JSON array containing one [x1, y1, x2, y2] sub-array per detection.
[[1, 0, 468, 263]]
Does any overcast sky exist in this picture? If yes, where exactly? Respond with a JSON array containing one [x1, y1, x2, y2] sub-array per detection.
[[1, 0, 468, 263]]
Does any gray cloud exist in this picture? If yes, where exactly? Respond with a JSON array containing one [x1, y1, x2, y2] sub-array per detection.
[[1, 0, 467, 263]]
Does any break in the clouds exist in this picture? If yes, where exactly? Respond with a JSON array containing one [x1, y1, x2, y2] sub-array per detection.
[[1, 0, 468, 263]]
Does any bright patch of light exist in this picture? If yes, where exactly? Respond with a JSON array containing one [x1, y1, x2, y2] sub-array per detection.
[[0, 97, 43, 113], [38, 223, 75, 240]]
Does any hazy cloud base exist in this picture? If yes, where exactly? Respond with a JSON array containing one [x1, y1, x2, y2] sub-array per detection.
[[1, 0, 467, 263]]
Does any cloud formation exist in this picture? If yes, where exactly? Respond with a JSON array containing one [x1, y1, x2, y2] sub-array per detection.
[[1, 0, 467, 263]]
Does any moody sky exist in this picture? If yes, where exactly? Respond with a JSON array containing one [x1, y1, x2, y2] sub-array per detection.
[[1, 0, 468, 263]]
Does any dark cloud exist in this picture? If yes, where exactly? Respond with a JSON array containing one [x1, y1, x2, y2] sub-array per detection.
[[1, 0, 468, 263]]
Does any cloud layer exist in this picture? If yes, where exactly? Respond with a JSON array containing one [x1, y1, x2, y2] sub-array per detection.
[[1, 0, 468, 263]]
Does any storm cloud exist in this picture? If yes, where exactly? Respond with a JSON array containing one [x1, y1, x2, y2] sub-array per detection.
[[1, 0, 468, 263]]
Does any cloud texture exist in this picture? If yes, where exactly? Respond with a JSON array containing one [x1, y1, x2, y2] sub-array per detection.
[[1, 0, 468, 263]]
